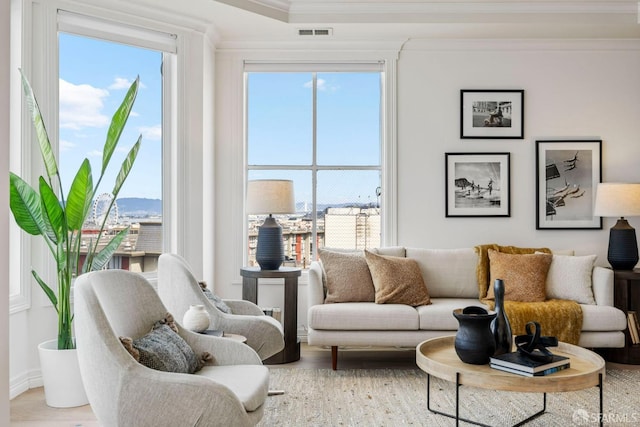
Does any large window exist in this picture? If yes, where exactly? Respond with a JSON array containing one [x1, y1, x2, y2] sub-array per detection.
[[57, 12, 174, 274], [246, 69, 383, 268]]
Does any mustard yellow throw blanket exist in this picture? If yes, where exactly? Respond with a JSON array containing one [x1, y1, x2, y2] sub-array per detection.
[[475, 244, 583, 345]]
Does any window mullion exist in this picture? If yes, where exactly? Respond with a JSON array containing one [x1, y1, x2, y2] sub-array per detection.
[[311, 72, 318, 261]]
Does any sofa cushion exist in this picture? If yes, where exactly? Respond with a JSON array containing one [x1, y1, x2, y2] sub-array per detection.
[[417, 299, 490, 330], [318, 249, 375, 303], [370, 246, 407, 257], [579, 304, 627, 332], [406, 248, 478, 298], [364, 250, 431, 306], [486, 249, 552, 302], [545, 254, 597, 305], [308, 302, 420, 330]]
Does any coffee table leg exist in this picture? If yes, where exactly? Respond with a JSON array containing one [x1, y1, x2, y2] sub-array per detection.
[[426, 372, 547, 427], [599, 373, 603, 427]]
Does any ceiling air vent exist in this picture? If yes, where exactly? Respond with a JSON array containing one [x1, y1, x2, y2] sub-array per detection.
[[297, 28, 333, 37]]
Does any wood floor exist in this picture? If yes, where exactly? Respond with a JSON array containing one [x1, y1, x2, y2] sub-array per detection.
[[10, 343, 638, 426]]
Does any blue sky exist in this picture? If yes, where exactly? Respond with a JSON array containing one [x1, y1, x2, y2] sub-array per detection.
[[247, 72, 382, 207], [58, 33, 162, 199], [58, 34, 382, 207]]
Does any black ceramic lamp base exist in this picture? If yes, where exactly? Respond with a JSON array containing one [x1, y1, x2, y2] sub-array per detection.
[[256, 215, 284, 270], [608, 218, 639, 270]]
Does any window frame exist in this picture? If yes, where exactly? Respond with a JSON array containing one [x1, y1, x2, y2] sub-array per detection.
[[10, 0, 189, 311], [243, 61, 397, 268]]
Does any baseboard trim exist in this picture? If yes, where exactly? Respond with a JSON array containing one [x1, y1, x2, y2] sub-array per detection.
[[10, 369, 42, 400]]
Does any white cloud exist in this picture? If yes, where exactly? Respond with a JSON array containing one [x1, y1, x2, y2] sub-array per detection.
[[59, 79, 109, 130], [139, 124, 162, 141], [87, 150, 102, 157], [129, 111, 140, 117], [108, 77, 133, 90], [303, 78, 335, 92], [108, 77, 147, 90], [59, 140, 76, 152]]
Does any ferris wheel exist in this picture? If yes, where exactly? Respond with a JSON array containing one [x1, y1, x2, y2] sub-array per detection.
[[92, 193, 119, 226]]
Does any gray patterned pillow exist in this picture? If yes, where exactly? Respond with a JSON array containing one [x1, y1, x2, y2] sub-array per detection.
[[120, 314, 211, 373], [199, 281, 232, 314]]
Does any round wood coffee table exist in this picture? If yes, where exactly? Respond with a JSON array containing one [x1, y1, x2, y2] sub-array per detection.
[[416, 335, 605, 427]]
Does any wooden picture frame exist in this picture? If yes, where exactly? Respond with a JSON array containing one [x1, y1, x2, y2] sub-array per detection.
[[460, 90, 524, 139], [535, 140, 602, 230], [445, 152, 511, 217]]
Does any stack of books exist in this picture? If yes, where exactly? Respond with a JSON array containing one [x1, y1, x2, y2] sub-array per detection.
[[490, 351, 570, 377]]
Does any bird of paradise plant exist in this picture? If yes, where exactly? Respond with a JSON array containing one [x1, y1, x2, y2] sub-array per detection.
[[9, 70, 141, 349]]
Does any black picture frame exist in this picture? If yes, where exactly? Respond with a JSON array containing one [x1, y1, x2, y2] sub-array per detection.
[[535, 139, 602, 230], [460, 90, 524, 139], [445, 152, 511, 217]]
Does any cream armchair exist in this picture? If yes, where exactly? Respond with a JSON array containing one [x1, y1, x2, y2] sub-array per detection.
[[74, 269, 269, 427], [157, 253, 285, 361]]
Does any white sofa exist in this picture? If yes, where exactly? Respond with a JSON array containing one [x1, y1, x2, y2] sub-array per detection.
[[307, 247, 627, 369]]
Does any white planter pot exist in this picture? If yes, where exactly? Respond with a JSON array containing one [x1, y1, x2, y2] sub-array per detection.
[[38, 339, 89, 408]]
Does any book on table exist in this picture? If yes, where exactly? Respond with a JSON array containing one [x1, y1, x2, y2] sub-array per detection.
[[627, 311, 640, 344], [490, 362, 570, 377], [490, 351, 570, 374]]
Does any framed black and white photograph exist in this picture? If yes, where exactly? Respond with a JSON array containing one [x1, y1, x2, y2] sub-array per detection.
[[445, 152, 511, 217], [536, 140, 602, 230], [460, 90, 524, 139]]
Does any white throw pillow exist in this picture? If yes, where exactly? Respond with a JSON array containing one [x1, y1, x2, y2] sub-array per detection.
[[545, 254, 597, 304]]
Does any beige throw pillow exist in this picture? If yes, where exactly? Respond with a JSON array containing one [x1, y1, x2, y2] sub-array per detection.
[[364, 250, 431, 306], [318, 249, 375, 303], [546, 254, 597, 304], [486, 249, 552, 302]]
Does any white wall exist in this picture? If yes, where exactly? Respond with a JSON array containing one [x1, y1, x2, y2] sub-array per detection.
[[396, 39, 640, 259], [1, 0, 12, 421], [213, 39, 640, 336]]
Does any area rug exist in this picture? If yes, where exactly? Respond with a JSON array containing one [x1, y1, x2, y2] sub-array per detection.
[[259, 368, 640, 426]]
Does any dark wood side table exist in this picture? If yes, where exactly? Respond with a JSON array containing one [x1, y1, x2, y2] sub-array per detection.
[[240, 267, 301, 364], [602, 268, 640, 364]]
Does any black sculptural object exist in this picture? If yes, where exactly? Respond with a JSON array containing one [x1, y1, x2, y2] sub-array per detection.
[[491, 278, 512, 356]]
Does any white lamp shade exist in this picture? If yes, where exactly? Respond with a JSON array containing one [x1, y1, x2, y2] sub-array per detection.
[[594, 183, 640, 218], [246, 179, 295, 215]]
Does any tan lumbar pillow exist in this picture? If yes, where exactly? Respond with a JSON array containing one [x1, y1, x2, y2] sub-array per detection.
[[486, 249, 552, 302], [364, 250, 431, 306]]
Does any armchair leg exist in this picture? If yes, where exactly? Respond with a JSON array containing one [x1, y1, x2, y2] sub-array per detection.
[[331, 346, 338, 370]]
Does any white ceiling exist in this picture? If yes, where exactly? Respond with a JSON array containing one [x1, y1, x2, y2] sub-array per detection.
[[108, 0, 640, 41]]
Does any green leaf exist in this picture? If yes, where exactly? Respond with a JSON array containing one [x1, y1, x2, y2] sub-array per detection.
[[102, 76, 139, 175], [112, 136, 141, 196], [39, 177, 65, 244], [31, 269, 58, 311], [66, 159, 93, 231], [9, 172, 45, 236], [19, 69, 58, 179], [87, 228, 129, 272]]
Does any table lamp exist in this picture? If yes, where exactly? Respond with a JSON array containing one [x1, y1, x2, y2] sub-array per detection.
[[593, 183, 640, 270], [246, 179, 295, 270]]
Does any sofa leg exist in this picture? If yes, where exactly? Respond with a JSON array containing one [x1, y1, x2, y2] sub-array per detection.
[[331, 346, 338, 370]]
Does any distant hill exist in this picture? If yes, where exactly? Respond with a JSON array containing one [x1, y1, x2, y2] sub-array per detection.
[[116, 198, 162, 217]]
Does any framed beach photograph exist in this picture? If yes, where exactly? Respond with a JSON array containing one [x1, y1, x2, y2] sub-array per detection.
[[460, 90, 524, 139], [445, 152, 511, 217], [536, 140, 602, 230]]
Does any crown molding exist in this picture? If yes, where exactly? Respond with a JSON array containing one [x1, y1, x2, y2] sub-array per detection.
[[222, 1, 637, 24], [402, 38, 640, 51]]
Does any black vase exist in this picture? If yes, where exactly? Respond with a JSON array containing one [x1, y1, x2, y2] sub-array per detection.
[[491, 279, 512, 356], [453, 306, 496, 365]]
